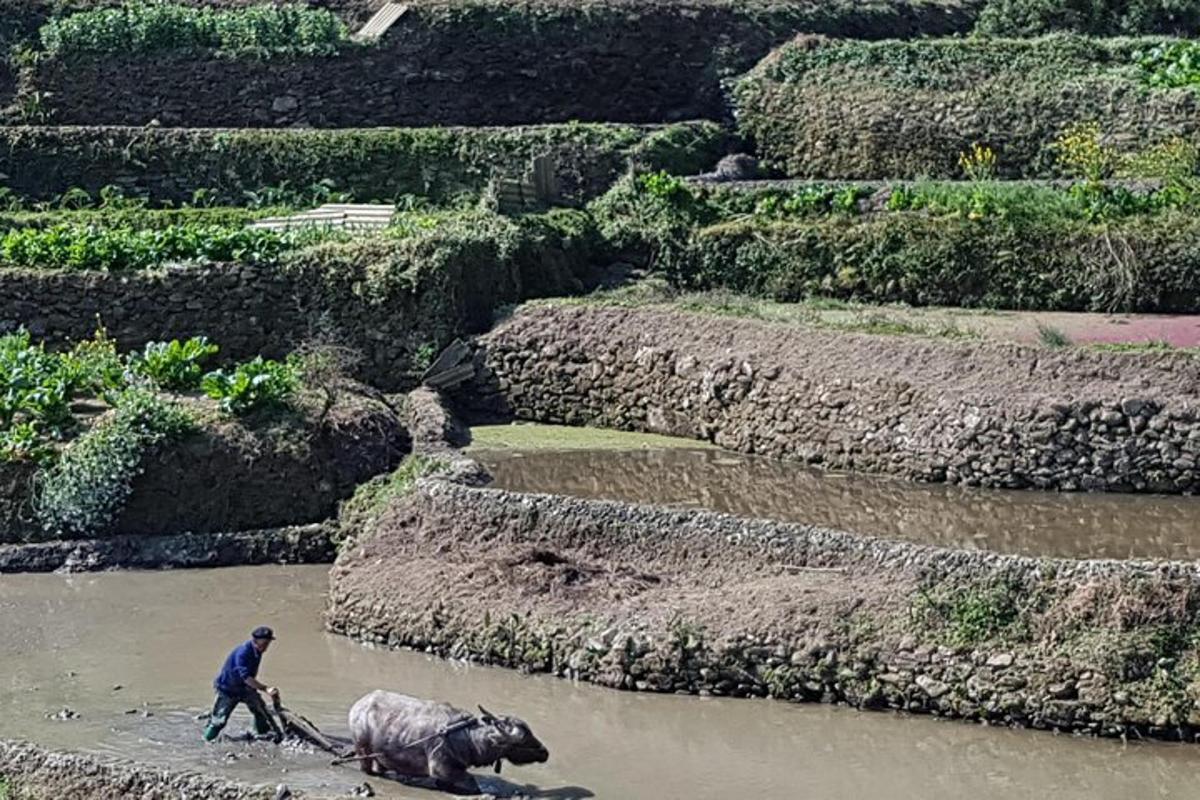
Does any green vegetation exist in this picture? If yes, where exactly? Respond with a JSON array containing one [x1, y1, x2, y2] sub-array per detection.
[[36, 387, 195, 536], [126, 336, 218, 391], [1137, 39, 1200, 88], [0, 122, 727, 206], [591, 170, 1200, 313], [735, 35, 1199, 179], [201, 356, 299, 415], [976, 0, 1200, 36], [912, 581, 1026, 646], [39, 2, 350, 61], [0, 223, 332, 271], [1037, 324, 1073, 348]]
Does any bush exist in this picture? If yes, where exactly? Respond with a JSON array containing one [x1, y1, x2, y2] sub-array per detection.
[[35, 388, 194, 536], [39, 2, 350, 61], [670, 212, 1200, 313], [734, 35, 1200, 179], [0, 223, 325, 270], [975, 0, 1200, 36], [201, 356, 299, 414], [127, 336, 219, 390]]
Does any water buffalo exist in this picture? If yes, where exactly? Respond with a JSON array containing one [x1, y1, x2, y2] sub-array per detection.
[[348, 690, 549, 795]]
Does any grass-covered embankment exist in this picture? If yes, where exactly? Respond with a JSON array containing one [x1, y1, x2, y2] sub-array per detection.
[[0, 122, 727, 205], [735, 35, 1200, 179], [0, 329, 405, 544], [593, 170, 1200, 312], [0, 207, 611, 388]]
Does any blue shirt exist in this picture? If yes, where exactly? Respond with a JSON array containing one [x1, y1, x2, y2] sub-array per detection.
[[214, 640, 262, 696]]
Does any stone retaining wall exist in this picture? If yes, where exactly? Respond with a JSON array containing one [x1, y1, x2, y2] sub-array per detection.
[[0, 523, 336, 573], [0, 739, 290, 799], [327, 474, 1200, 739], [0, 218, 596, 391], [19, 1, 973, 128], [0, 123, 726, 205], [463, 304, 1200, 492]]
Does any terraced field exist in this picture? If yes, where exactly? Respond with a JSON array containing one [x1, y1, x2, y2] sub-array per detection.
[[2, 0, 1200, 797]]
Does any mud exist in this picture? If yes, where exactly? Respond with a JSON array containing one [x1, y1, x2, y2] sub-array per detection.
[[0, 524, 335, 574], [475, 446, 1200, 560], [328, 474, 1200, 740], [5, 566, 1200, 800]]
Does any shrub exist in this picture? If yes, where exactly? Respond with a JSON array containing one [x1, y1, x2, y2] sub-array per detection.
[[201, 356, 299, 414], [35, 388, 195, 536], [39, 2, 350, 61], [127, 336, 219, 390], [735, 35, 1199, 180], [975, 0, 1200, 36], [671, 212, 1200, 313]]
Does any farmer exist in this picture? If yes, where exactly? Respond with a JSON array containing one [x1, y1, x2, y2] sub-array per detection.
[[202, 626, 283, 743]]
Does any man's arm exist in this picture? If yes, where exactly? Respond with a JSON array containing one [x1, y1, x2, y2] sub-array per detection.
[[244, 675, 278, 697], [233, 648, 278, 697]]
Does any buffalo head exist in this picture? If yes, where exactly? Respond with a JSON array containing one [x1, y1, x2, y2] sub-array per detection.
[[478, 705, 549, 765]]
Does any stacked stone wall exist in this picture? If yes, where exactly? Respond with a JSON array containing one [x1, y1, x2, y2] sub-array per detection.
[[466, 304, 1200, 493]]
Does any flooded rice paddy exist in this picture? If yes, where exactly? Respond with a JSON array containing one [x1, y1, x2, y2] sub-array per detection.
[[473, 438, 1200, 561], [4, 567, 1200, 799]]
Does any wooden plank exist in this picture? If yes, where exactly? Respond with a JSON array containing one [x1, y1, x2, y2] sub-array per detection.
[[352, 3, 408, 42], [423, 362, 476, 390]]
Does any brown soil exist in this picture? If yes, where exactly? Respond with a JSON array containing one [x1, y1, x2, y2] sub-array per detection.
[[332, 483, 908, 648]]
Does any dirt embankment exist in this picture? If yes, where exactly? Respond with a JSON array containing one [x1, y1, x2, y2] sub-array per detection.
[[328, 472, 1200, 741], [0, 739, 294, 800], [463, 303, 1200, 492], [0, 390, 408, 546]]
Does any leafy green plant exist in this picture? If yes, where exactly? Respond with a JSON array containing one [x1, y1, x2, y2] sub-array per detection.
[[127, 337, 219, 390], [35, 388, 195, 536], [0, 331, 75, 435], [1, 422, 53, 463], [201, 356, 298, 414], [0, 223, 324, 271], [638, 171, 689, 202], [40, 2, 351, 61], [1136, 40, 1200, 89]]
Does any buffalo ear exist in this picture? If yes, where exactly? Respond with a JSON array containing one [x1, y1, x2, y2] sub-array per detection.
[[478, 705, 497, 723]]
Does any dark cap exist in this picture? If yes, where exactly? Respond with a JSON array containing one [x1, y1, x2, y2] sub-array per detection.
[[251, 626, 276, 641]]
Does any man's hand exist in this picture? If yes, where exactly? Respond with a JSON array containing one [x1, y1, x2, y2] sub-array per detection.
[[266, 686, 280, 699]]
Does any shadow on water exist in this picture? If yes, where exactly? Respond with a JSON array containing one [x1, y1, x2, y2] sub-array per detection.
[[380, 773, 595, 799]]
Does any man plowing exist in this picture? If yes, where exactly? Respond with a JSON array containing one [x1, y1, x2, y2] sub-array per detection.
[[203, 625, 284, 743]]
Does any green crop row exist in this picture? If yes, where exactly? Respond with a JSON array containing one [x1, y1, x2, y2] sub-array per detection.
[[38, 2, 350, 61], [0, 222, 339, 271]]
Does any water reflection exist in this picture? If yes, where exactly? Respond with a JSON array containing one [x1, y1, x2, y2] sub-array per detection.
[[476, 448, 1200, 560]]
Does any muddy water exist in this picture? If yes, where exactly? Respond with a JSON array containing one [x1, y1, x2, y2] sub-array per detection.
[[3, 566, 1200, 799], [474, 447, 1200, 561]]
